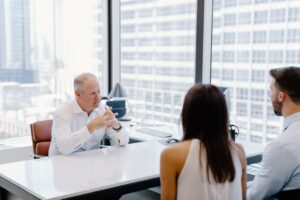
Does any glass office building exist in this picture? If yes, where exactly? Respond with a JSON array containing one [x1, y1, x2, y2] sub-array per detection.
[[120, 0, 197, 124], [211, 0, 300, 144], [0, 0, 299, 148], [120, 0, 298, 145]]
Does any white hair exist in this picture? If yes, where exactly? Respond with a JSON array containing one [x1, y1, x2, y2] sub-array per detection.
[[73, 73, 97, 92]]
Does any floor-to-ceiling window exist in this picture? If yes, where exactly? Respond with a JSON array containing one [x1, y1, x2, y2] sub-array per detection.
[[120, 0, 197, 127], [2, 0, 297, 148], [211, 0, 300, 147], [0, 0, 105, 139]]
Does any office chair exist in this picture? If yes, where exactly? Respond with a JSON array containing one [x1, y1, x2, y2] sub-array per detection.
[[30, 120, 52, 158], [271, 188, 300, 200], [106, 99, 126, 119], [246, 153, 262, 165]]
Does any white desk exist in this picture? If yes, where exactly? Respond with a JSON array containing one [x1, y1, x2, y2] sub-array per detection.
[[0, 141, 167, 200], [123, 122, 262, 182], [121, 120, 182, 142]]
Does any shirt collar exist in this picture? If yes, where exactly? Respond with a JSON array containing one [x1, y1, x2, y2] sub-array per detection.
[[72, 99, 85, 114], [71, 99, 99, 115], [282, 112, 300, 132]]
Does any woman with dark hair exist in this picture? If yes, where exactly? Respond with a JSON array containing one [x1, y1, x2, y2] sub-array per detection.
[[160, 84, 246, 200]]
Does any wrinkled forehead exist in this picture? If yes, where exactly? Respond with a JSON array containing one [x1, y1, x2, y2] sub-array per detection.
[[82, 77, 100, 91]]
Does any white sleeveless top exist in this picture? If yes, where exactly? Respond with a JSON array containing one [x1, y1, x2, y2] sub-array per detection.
[[177, 139, 242, 200]]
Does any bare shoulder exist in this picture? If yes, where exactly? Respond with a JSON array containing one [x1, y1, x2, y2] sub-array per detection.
[[161, 140, 192, 156], [161, 140, 192, 165], [230, 142, 246, 167], [230, 142, 245, 155]]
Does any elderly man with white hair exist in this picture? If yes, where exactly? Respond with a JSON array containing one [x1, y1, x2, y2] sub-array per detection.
[[49, 73, 129, 156]]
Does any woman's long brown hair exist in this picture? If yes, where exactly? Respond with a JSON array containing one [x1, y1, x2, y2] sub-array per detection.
[[181, 84, 235, 183]]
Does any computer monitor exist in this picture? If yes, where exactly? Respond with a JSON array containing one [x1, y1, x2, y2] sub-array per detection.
[[219, 87, 231, 112]]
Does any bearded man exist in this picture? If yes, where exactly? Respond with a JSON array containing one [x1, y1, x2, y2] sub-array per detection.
[[247, 67, 300, 199]]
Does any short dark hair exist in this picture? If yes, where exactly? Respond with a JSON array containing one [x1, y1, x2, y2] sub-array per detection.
[[181, 83, 235, 183], [270, 66, 300, 104]]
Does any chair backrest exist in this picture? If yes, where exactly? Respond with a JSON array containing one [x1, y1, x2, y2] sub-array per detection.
[[106, 99, 126, 118], [271, 188, 300, 200], [30, 120, 53, 157]]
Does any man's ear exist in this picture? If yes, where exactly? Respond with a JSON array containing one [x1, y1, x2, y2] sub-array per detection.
[[278, 91, 285, 103], [75, 90, 80, 97]]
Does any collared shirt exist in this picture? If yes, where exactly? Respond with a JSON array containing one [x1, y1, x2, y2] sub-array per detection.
[[247, 112, 300, 200], [48, 100, 129, 156]]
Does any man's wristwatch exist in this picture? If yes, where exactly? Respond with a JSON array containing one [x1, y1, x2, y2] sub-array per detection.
[[112, 121, 122, 131]]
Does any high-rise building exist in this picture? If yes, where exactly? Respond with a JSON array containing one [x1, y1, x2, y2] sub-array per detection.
[[0, 0, 34, 83], [120, 0, 299, 145], [1, 0, 31, 70], [0, 0, 298, 144], [0, 0, 5, 70], [211, 0, 300, 144], [120, 0, 197, 124], [0, 0, 104, 139]]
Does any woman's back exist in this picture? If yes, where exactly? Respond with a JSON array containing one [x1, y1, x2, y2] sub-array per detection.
[[176, 139, 242, 200], [160, 84, 246, 200]]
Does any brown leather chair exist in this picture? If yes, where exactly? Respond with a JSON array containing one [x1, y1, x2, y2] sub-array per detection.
[[30, 120, 52, 158]]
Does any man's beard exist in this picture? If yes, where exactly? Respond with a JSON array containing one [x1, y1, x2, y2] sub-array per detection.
[[272, 99, 283, 116]]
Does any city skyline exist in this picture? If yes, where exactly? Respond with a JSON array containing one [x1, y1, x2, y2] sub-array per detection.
[[0, 0, 103, 138], [0, 0, 298, 148]]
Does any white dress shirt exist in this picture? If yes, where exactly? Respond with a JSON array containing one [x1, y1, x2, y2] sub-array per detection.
[[247, 112, 300, 200], [49, 100, 129, 156]]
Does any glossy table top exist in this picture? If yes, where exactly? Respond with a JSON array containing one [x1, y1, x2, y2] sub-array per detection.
[[0, 141, 167, 200], [121, 120, 182, 142]]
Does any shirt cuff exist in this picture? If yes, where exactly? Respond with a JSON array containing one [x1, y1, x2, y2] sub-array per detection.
[[118, 130, 129, 145]]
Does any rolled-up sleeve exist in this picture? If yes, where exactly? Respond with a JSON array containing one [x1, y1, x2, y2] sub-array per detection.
[[52, 111, 92, 155], [105, 127, 129, 146], [247, 143, 295, 200]]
